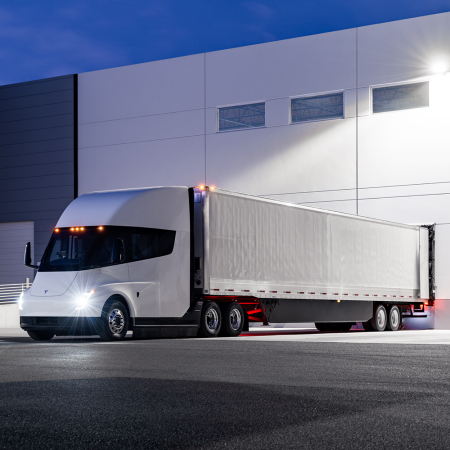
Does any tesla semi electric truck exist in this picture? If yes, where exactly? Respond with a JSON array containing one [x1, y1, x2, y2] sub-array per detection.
[[20, 186, 435, 341]]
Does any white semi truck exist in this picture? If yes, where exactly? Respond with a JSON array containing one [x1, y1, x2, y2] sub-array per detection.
[[20, 186, 435, 341]]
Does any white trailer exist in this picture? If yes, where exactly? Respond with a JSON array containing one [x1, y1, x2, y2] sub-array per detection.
[[20, 186, 435, 340]]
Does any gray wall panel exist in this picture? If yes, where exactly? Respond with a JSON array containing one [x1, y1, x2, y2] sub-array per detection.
[[0, 175, 72, 192], [0, 102, 73, 123], [0, 75, 75, 279], [0, 76, 73, 100], [0, 211, 63, 223], [0, 198, 74, 215], [0, 113, 73, 134], [0, 185, 73, 203], [0, 149, 73, 170], [0, 162, 73, 181], [0, 126, 73, 146], [0, 138, 73, 157], [0, 90, 73, 112]]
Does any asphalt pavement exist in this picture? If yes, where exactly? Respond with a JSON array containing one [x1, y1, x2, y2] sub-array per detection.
[[1, 328, 450, 449]]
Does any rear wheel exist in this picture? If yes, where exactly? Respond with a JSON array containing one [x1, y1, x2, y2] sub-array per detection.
[[386, 305, 401, 331], [220, 303, 244, 337], [198, 302, 221, 338], [27, 330, 55, 341], [98, 301, 129, 341], [369, 304, 387, 332]]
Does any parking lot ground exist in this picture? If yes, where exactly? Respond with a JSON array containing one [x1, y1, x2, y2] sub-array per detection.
[[1, 327, 450, 449], [1, 326, 449, 344]]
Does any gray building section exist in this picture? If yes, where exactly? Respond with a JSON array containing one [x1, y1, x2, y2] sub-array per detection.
[[0, 75, 76, 272]]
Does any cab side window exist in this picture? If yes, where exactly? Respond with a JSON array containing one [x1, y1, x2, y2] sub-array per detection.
[[131, 229, 176, 261]]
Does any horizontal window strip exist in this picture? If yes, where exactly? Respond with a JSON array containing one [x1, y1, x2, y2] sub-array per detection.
[[292, 93, 343, 123], [218, 103, 265, 131], [372, 82, 429, 114]]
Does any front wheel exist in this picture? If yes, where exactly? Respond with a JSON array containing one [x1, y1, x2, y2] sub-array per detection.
[[220, 303, 244, 337], [27, 330, 55, 341], [98, 301, 129, 341], [198, 302, 221, 338]]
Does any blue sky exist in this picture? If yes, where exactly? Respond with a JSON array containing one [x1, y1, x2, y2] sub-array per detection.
[[1, 0, 450, 86]]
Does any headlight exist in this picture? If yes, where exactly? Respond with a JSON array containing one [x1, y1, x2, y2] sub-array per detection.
[[18, 293, 23, 311], [75, 290, 95, 310]]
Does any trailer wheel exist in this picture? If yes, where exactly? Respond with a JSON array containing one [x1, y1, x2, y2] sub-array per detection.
[[198, 302, 221, 338], [386, 305, 401, 331], [369, 304, 387, 332], [220, 303, 244, 337], [27, 330, 55, 341], [98, 301, 129, 341]]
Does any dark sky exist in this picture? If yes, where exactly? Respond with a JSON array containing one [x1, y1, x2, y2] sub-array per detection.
[[1, 0, 450, 86]]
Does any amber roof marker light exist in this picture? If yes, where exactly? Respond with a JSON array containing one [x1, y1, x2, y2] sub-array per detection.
[[55, 228, 59, 233], [98, 226, 104, 231]]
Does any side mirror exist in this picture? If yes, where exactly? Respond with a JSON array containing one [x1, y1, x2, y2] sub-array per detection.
[[24, 242, 39, 269], [111, 239, 124, 263]]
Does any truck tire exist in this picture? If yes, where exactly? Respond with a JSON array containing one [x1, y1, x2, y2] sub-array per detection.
[[98, 301, 129, 341], [220, 302, 244, 337], [315, 323, 328, 331], [198, 302, 221, 338], [369, 304, 387, 332], [27, 330, 55, 341], [386, 305, 401, 331]]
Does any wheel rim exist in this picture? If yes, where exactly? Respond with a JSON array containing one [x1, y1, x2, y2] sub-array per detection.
[[206, 308, 219, 331], [377, 308, 387, 329], [229, 308, 242, 331], [109, 309, 125, 334], [391, 308, 400, 328]]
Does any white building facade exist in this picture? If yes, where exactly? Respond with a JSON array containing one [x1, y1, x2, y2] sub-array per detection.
[[2, 12, 450, 326]]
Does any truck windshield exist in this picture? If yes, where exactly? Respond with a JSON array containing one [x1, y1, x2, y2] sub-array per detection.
[[39, 226, 176, 272]]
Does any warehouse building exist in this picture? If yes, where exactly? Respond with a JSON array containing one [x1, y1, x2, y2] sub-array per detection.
[[1, 11, 450, 327]]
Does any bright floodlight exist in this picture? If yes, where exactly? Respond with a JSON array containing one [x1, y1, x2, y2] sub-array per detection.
[[431, 61, 448, 74]]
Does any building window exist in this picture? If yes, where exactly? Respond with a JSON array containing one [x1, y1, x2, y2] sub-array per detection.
[[291, 93, 344, 123], [218, 103, 265, 131], [372, 82, 429, 114]]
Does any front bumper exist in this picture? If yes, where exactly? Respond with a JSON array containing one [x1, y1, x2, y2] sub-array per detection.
[[20, 316, 102, 336]]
